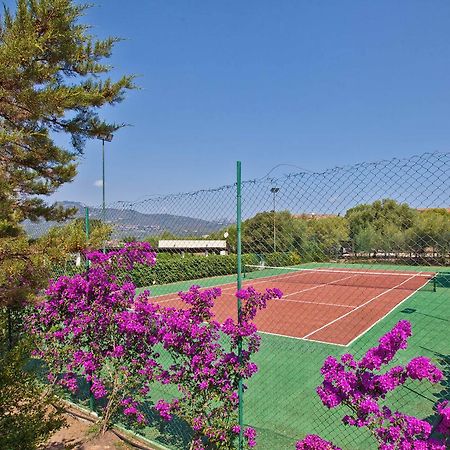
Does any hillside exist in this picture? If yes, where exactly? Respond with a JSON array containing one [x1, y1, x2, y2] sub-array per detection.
[[22, 202, 232, 238]]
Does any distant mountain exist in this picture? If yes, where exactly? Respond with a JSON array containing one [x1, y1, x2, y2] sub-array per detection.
[[22, 201, 233, 238]]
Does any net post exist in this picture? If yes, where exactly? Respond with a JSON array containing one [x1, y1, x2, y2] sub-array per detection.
[[433, 274, 437, 292], [85, 207, 95, 413], [236, 161, 244, 450]]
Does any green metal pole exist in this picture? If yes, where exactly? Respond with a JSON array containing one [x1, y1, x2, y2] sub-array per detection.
[[7, 307, 12, 350], [85, 206, 90, 245], [273, 190, 276, 253], [102, 139, 106, 253], [236, 161, 244, 450], [85, 207, 95, 412]]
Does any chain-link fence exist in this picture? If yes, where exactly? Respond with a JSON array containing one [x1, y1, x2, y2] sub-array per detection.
[[24, 151, 449, 449]]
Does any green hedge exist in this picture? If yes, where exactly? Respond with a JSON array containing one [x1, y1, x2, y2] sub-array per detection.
[[129, 253, 258, 287], [129, 252, 302, 288], [50, 251, 303, 288], [262, 251, 302, 267]]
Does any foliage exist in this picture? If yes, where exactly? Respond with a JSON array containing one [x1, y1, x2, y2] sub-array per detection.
[[406, 209, 450, 256], [128, 252, 300, 287], [242, 211, 306, 254], [184, 200, 450, 265], [28, 242, 281, 448], [298, 320, 449, 449], [296, 435, 340, 450], [0, 0, 134, 224], [0, 234, 50, 307], [0, 337, 66, 450], [38, 218, 112, 263], [0, 0, 133, 305], [346, 199, 417, 240], [28, 242, 157, 434], [303, 217, 349, 260], [0, 217, 112, 307], [152, 285, 281, 450]]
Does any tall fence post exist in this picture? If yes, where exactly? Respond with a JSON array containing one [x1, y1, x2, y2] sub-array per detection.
[[7, 307, 12, 350], [236, 161, 244, 449], [85, 207, 95, 413]]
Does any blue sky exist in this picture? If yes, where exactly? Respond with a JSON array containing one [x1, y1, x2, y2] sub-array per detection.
[[8, 1, 450, 204]]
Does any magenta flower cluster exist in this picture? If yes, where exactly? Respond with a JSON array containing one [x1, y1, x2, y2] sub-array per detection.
[[296, 434, 341, 450], [297, 320, 448, 449], [28, 242, 282, 449]]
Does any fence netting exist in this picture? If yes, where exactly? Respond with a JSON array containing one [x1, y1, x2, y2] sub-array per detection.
[[23, 151, 449, 449]]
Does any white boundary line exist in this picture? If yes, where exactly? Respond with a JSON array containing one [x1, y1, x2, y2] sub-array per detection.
[[282, 273, 360, 298], [302, 272, 423, 340], [344, 275, 431, 347], [150, 267, 341, 301], [258, 330, 348, 347], [148, 265, 434, 299], [246, 264, 435, 278], [279, 299, 353, 308], [150, 268, 434, 347], [153, 271, 359, 305]]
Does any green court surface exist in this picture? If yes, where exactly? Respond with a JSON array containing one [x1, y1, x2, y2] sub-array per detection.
[[110, 263, 450, 449]]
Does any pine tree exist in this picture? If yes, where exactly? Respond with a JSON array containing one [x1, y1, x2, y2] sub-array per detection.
[[0, 0, 134, 228]]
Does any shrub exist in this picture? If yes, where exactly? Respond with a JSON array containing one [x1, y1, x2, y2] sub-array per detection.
[[296, 320, 449, 449], [0, 338, 66, 450], [28, 242, 282, 449]]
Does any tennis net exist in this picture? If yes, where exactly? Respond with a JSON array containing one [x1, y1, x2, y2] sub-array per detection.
[[243, 264, 437, 292]]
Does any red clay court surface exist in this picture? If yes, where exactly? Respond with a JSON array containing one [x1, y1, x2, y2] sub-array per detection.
[[151, 268, 435, 346]]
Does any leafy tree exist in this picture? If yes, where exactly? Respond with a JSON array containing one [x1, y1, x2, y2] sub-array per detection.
[[0, 0, 132, 306], [0, 0, 134, 227], [242, 210, 306, 254], [304, 216, 349, 260], [38, 218, 112, 256], [0, 234, 49, 308], [209, 225, 238, 253], [346, 199, 416, 240], [406, 209, 450, 257], [0, 338, 66, 450], [354, 225, 382, 256], [346, 199, 417, 257], [0, 0, 133, 442]]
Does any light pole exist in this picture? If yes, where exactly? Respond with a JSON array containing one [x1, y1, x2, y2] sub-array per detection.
[[96, 133, 113, 222], [97, 133, 113, 252], [270, 187, 279, 252]]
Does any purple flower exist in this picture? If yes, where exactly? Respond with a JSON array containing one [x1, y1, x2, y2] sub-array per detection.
[[436, 401, 450, 435], [296, 434, 341, 449], [244, 427, 257, 448], [406, 357, 443, 383]]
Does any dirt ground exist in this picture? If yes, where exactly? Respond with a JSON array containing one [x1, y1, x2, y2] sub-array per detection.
[[44, 412, 153, 450]]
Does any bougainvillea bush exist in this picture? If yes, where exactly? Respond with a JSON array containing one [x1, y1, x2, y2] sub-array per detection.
[[28, 242, 281, 448], [28, 242, 158, 433], [150, 285, 282, 450], [296, 320, 449, 449]]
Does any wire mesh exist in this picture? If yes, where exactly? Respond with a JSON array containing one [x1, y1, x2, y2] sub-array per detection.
[[21, 151, 450, 449], [239, 151, 450, 449]]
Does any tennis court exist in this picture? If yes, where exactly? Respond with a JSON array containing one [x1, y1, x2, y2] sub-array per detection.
[[151, 265, 435, 346]]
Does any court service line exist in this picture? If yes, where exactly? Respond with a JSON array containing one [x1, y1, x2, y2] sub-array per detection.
[[282, 273, 361, 298], [149, 269, 303, 299], [258, 330, 348, 347], [154, 271, 359, 305], [151, 267, 342, 302], [344, 275, 431, 347], [279, 298, 353, 308], [246, 265, 435, 278], [302, 272, 423, 339]]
